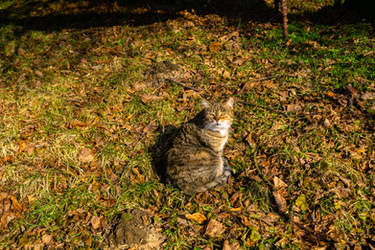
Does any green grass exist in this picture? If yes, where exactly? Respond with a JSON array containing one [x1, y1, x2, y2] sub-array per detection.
[[0, 0, 374, 248]]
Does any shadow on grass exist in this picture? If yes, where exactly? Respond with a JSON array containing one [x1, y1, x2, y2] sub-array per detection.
[[0, 0, 374, 36], [149, 125, 178, 183]]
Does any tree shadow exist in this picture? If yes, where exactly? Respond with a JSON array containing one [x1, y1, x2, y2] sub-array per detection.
[[148, 124, 179, 183], [0, 0, 280, 33], [297, 0, 374, 25], [1, 0, 373, 37]]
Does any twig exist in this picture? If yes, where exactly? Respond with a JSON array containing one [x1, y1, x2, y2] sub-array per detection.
[[248, 76, 278, 82], [166, 78, 203, 93]]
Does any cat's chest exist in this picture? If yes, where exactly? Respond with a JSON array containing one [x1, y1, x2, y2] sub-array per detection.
[[204, 129, 228, 152]]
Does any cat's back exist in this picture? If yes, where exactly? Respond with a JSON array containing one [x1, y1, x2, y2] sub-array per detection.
[[171, 122, 202, 147]]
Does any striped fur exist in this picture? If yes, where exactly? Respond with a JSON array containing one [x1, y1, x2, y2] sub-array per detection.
[[166, 98, 234, 194]]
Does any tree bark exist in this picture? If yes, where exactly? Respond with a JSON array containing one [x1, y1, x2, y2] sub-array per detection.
[[281, 0, 288, 38]]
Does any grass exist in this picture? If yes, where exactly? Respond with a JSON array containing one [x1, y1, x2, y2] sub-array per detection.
[[0, 0, 374, 248]]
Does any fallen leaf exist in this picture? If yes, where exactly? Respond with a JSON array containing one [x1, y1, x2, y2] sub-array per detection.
[[209, 41, 221, 52], [244, 132, 255, 148], [90, 160, 101, 169], [222, 70, 231, 79], [323, 118, 331, 128], [273, 176, 287, 190], [270, 121, 284, 132], [273, 191, 287, 212], [261, 212, 280, 224], [17, 47, 26, 56], [0, 212, 16, 230], [42, 234, 53, 244], [177, 216, 190, 227], [205, 219, 225, 237], [285, 38, 292, 46], [222, 240, 231, 250], [70, 120, 88, 129], [223, 239, 241, 250], [78, 148, 95, 163], [140, 94, 163, 103], [90, 215, 101, 230], [286, 104, 302, 112], [17, 140, 28, 154], [279, 91, 288, 102], [240, 215, 252, 227], [230, 191, 242, 206], [9, 196, 22, 212], [185, 212, 207, 224], [361, 92, 375, 100], [35, 70, 44, 78]]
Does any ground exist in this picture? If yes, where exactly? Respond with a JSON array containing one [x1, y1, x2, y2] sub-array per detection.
[[0, 0, 374, 249]]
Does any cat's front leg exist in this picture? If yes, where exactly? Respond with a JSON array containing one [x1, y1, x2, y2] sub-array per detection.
[[222, 157, 233, 177]]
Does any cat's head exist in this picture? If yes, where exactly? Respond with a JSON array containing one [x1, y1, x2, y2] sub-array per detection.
[[201, 98, 234, 132]]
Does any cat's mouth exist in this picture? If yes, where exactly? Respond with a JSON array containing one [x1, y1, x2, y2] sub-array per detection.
[[206, 122, 230, 131]]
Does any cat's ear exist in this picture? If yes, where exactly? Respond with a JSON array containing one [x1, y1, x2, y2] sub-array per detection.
[[225, 97, 234, 109], [202, 99, 211, 108]]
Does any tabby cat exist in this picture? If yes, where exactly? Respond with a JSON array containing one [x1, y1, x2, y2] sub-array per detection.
[[166, 98, 234, 194]]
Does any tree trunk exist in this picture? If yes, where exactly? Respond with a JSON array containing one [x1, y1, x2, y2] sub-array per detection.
[[281, 0, 288, 38]]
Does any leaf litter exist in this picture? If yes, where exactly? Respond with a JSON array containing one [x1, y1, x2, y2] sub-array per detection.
[[0, 0, 375, 249]]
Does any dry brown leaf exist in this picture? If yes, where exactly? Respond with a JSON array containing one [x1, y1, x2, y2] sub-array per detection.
[[17, 47, 26, 56], [244, 132, 255, 148], [35, 70, 44, 78], [240, 215, 253, 227], [323, 118, 331, 128], [286, 104, 302, 112], [131, 82, 146, 92], [229, 207, 242, 212], [0, 212, 16, 230], [273, 176, 287, 190], [41, 234, 53, 244], [209, 41, 221, 52], [270, 121, 284, 132], [279, 91, 288, 102], [185, 212, 207, 224], [205, 219, 225, 237], [17, 140, 28, 154], [262, 212, 280, 224], [140, 94, 163, 103], [222, 70, 231, 79], [222, 240, 231, 250], [273, 191, 287, 212], [177, 216, 190, 227], [361, 92, 375, 100], [78, 148, 95, 163], [0, 193, 23, 230], [222, 239, 241, 250], [230, 191, 242, 206], [90, 160, 101, 169], [0, 155, 14, 165], [70, 120, 88, 129], [9, 196, 22, 212], [90, 215, 101, 230]]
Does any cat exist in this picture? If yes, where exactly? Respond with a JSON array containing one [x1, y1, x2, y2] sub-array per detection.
[[166, 98, 234, 194]]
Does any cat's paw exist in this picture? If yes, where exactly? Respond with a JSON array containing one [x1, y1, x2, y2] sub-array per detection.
[[223, 166, 233, 177]]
